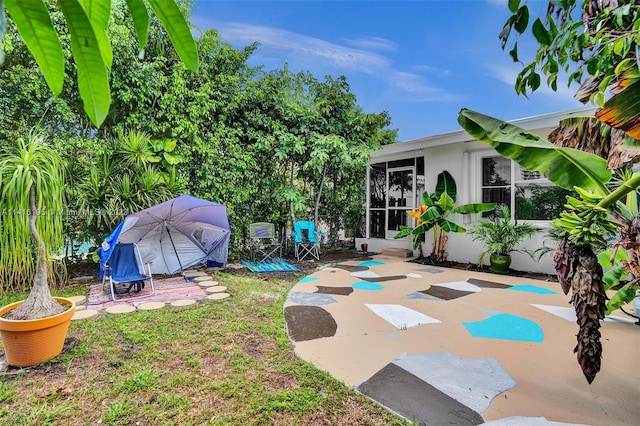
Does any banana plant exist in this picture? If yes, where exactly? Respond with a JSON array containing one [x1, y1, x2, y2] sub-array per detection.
[[458, 108, 640, 384], [394, 170, 495, 261]]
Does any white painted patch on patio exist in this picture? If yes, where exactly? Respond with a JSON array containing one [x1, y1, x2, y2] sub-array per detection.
[[365, 304, 440, 329], [351, 270, 381, 278], [430, 281, 481, 292], [393, 351, 517, 414]]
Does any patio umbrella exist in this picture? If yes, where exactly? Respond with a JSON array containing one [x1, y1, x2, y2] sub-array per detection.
[[99, 195, 231, 275]]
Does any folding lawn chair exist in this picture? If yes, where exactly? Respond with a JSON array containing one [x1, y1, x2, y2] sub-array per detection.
[[249, 222, 283, 263], [291, 220, 323, 261], [99, 243, 155, 301]]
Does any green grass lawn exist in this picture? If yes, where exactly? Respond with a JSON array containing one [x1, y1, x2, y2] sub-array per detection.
[[0, 271, 410, 425]]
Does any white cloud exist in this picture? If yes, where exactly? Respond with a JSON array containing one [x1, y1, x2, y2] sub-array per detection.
[[343, 36, 398, 52], [386, 71, 461, 102], [214, 22, 389, 74], [197, 20, 458, 103]]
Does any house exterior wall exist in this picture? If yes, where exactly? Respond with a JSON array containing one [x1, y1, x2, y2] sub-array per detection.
[[358, 107, 597, 275]]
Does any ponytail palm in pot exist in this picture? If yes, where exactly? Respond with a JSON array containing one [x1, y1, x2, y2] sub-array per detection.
[[469, 205, 538, 273], [0, 134, 75, 367]]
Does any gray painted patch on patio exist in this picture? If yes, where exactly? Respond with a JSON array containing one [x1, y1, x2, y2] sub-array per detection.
[[393, 352, 517, 414], [357, 362, 484, 425], [287, 291, 337, 306], [403, 291, 442, 301]]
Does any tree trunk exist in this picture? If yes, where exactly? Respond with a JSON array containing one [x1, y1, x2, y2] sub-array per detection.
[[554, 236, 606, 384], [289, 161, 296, 225], [3, 186, 64, 320], [313, 164, 327, 225]]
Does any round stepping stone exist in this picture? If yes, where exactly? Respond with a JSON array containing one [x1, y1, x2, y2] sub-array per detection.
[[205, 286, 227, 294], [170, 299, 197, 308], [71, 309, 99, 320], [184, 270, 208, 277], [197, 280, 219, 287], [105, 304, 136, 314], [206, 293, 230, 301], [138, 301, 165, 311], [68, 295, 87, 305], [75, 305, 87, 311], [193, 275, 214, 282]]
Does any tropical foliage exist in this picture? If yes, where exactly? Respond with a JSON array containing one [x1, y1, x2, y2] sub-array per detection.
[[0, 0, 394, 292], [0, 0, 197, 127], [458, 109, 639, 384], [461, 0, 640, 384], [468, 205, 538, 265], [394, 171, 495, 260]]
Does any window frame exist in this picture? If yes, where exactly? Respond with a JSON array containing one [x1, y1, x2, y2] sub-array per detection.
[[473, 150, 557, 226]]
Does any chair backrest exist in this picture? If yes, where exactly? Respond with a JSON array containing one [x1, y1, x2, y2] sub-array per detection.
[[107, 243, 148, 282], [292, 221, 320, 243], [249, 222, 276, 239]]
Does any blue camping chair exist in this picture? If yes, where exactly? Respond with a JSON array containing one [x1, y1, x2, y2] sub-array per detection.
[[291, 220, 323, 261], [100, 243, 155, 301]]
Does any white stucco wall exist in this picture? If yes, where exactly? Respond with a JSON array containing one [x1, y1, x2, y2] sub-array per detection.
[[357, 108, 597, 275]]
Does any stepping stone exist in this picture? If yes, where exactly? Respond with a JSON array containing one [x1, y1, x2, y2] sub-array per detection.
[[198, 280, 219, 287], [205, 286, 227, 294], [75, 305, 87, 311], [193, 275, 214, 282], [68, 295, 87, 305], [184, 270, 208, 277], [71, 310, 99, 320], [138, 301, 165, 311], [171, 299, 197, 308], [207, 293, 230, 301], [105, 305, 136, 314]]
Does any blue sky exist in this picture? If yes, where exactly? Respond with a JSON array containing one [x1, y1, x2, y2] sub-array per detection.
[[190, 1, 587, 142]]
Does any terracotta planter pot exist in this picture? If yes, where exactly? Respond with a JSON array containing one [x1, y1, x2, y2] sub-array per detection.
[[0, 297, 76, 367]]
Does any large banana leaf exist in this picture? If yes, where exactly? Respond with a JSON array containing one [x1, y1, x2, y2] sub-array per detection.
[[78, 0, 113, 68], [434, 170, 456, 201], [452, 203, 496, 214], [124, 0, 149, 51], [4, 0, 64, 94], [596, 79, 640, 141], [147, 0, 198, 71], [58, 0, 111, 127], [458, 109, 612, 192]]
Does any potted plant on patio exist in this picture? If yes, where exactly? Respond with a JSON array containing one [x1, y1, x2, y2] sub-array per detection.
[[0, 134, 76, 367], [468, 205, 538, 273]]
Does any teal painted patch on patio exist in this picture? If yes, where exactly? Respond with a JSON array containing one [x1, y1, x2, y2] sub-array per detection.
[[463, 313, 544, 342], [358, 260, 386, 267], [507, 284, 558, 295], [353, 281, 384, 291], [298, 277, 320, 284]]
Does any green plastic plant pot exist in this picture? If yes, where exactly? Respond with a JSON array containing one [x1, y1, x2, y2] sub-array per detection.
[[489, 254, 511, 274]]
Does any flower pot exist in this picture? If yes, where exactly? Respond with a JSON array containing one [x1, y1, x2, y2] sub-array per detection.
[[489, 254, 511, 274], [0, 297, 76, 367]]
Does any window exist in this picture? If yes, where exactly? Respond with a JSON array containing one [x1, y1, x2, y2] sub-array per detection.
[[480, 155, 573, 221]]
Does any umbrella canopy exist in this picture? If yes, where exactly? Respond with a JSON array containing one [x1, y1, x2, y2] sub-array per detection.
[[100, 195, 231, 275]]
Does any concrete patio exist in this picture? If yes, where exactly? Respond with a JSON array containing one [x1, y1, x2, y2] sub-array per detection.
[[284, 255, 640, 425]]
